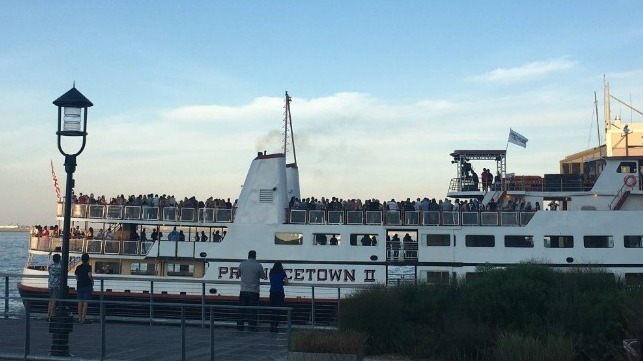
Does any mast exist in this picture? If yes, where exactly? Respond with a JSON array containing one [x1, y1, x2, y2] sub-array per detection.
[[604, 78, 611, 132], [594, 91, 602, 155], [282, 91, 297, 165]]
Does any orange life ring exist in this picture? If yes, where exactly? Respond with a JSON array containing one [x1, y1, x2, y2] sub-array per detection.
[[624, 174, 637, 187]]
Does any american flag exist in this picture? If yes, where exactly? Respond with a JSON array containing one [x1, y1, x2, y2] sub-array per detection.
[[50, 160, 61, 200]]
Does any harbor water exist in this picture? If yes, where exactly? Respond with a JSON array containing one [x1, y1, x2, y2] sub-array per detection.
[[0, 231, 28, 313]]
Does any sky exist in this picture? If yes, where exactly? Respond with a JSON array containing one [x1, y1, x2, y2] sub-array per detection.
[[1, 1, 643, 225]]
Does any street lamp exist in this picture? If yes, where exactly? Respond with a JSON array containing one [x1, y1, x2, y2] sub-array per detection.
[[51, 85, 92, 356]]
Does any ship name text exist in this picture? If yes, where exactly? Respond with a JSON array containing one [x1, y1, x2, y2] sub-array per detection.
[[217, 267, 376, 283]]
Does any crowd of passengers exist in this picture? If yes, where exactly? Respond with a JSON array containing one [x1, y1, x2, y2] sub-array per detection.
[[71, 192, 236, 210], [66, 191, 548, 215], [289, 196, 545, 213], [32, 224, 226, 243]]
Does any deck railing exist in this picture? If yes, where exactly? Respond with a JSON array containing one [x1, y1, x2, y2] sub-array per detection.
[[59, 203, 234, 223], [288, 209, 535, 227], [55, 202, 538, 228]]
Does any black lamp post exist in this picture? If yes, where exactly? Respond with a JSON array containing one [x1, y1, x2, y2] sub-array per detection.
[[50, 85, 92, 357]]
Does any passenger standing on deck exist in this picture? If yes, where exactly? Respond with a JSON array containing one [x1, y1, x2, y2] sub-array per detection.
[[269, 262, 288, 332], [74, 253, 93, 324], [47, 254, 62, 320], [168, 227, 180, 242], [237, 250, 266, 331]]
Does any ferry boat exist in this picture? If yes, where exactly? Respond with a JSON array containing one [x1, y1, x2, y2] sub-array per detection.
[[18, 85, 643, 319]]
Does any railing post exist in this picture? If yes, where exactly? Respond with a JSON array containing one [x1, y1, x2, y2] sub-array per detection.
[[181, 306, 186, 361], [149, 281, 154, 326], [3, 276, 8, 318], [101, 300, 106, 360], [24, 299, 30, 358], [287, 308, 292, 352], [210, 307, 215, 361], [201, 282, 206, 328], [337, 287, 341, 325], [311, 286, 315, 326]]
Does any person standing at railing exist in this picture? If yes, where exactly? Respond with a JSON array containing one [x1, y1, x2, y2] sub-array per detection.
[[47, 254, 62, 321], [168, 227, 180, 242], [237, 250, 266, 332], [74, 253, 93, 324], [269, 261, 288, 333]]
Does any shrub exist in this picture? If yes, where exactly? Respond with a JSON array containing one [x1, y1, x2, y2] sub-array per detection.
[[494, 331, 575, 361], [336, 264, 639, 360], [338, 285, 405, 353], [290, 329, 367, 355]]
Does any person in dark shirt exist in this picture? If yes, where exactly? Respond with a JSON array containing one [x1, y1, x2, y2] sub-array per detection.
[[74, 253, 93, 324], [360, 234, 371, 246], [329, 235, 338, 245], [269, 261, 288, 332]]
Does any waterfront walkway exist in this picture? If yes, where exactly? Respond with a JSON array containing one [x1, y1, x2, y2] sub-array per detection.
[[0, 316, 289, 361]]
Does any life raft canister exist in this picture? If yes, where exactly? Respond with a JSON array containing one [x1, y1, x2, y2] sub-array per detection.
[[624, 174, 637, 187]]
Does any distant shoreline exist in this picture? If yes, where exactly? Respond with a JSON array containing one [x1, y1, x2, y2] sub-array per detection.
[[0, 227, 30, 233]]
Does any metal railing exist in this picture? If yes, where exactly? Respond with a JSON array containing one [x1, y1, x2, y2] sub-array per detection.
[[448, 176, 598, 193], [59, 203, 235, 223], [0, 296, 293, 361], [288, 209, 536, 226], [3, 273, 362, 326]]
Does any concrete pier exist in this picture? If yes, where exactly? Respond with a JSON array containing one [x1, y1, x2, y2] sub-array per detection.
[[0, 316, 289, 360]]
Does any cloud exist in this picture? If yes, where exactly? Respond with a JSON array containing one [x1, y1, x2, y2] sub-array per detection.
[[164, 96, 282, 123], [473, 57, 577, 83]]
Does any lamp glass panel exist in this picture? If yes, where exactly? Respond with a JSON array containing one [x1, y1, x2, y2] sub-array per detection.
[[63, 107, 82, 131]]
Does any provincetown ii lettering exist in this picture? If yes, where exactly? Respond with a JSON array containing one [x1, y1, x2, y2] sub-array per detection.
[[217, 266, 377, 283]]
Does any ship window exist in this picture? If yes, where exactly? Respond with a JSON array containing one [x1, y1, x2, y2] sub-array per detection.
[[130, 262, 157, 275], [465, 235, 495, 247], [544, 235, 574, 248], [95, 261, 121, 274], [625, 236, 643, 248], [583, 236, 613, 248], [505, 235, 534, 248], [313, 233, 341, 246], [167, 263, 194, 276], [617, 162, 637, 173], [426, 271, 450, 284], [625, 273, 643, 285], [275, 232, 303, 245], [349, 234, 379, 246], [426, 234, 450, 246]]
